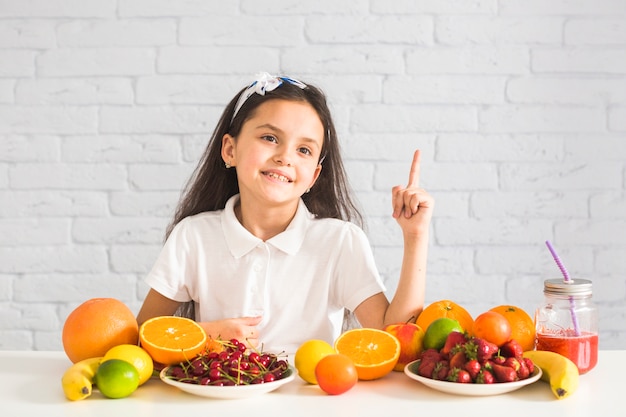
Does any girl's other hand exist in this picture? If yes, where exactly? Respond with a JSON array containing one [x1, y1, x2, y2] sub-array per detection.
[[200, 316, 263, 348], [391, 149, 434, 236]]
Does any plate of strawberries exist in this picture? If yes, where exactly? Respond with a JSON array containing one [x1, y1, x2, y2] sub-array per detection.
[[404, 332, 542, 396]]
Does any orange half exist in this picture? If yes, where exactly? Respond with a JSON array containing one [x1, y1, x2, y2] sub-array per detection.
[[334, 328, 400, 380], [139, 316, 207, 365]]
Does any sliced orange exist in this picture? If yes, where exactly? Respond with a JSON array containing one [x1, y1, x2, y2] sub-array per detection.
[[416, 300, 474, 334], [334, 328, 400, 380], [139, 316, 207, 365]]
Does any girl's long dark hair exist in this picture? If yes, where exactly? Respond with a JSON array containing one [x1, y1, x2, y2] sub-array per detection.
[[165, 79, 363, 241]]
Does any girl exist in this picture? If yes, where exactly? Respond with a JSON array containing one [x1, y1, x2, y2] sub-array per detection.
[[136, 73, 434, 354]]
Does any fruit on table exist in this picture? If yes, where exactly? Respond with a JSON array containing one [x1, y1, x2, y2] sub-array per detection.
[[315, 353, 358, 395], [416, 300, 474, 334], [384, 321, 425, 371], [163, 338, 290, 386], [334, 328, 400, 380], [441, 331, 467, 355], [103, 344, 154, 386], [423, 317, 463, 350], [62, 298, 139, 363], [471, 311, 512, 347], [523, 350, 579, 399], [139, 316, 207, 366], [416, 331, 536, 384], [500, 338, 524, 359], [294, 339, 336, 384], [61, 356, 102, 401], [490, 305, 536, 352], [94, 359, 140, 399]]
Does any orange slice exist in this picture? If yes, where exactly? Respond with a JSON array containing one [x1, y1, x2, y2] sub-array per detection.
[[334, 328, 400, 380], [139, 316, 207, 365]]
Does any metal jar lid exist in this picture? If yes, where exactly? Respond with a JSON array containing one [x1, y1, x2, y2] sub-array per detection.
[[544, 278, 592, 296]]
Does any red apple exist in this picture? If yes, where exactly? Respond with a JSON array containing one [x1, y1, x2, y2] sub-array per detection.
[[384, 322, 425, 371]]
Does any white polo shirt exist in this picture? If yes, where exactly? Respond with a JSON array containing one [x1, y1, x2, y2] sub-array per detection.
[[144, 194, 386, 354]]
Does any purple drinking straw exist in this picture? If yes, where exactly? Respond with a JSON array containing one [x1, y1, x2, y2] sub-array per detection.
[[545, 240, 581, 336]]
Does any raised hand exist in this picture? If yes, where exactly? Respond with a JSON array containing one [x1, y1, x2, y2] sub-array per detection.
[[391, 149, 434, 235]]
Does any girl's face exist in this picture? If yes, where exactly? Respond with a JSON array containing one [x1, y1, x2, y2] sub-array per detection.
[[221, 99, 324, 208]]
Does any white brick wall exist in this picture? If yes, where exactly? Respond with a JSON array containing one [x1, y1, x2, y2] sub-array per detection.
[[1, 0, 625, 351]]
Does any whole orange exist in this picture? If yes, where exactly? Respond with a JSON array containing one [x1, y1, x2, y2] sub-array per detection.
[[315, 354, 358, 395], [490, 305, 536, 351], [416, 300, 474, 334], [62, 298, 139, 363], [472, 311, 512, 347]]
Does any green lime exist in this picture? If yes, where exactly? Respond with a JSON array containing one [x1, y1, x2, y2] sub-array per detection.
[[423, 318, 463, 350], [95, 359, 140, 399], [103, 344, 153, 386]]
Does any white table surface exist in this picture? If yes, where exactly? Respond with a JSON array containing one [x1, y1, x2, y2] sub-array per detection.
[[0, 350, 621, 416]]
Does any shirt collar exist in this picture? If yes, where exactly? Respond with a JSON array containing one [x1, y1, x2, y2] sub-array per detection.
[[221, 194, 311, 258]]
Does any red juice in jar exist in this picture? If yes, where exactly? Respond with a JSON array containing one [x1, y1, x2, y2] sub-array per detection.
[[535, 278, 598, 374], [536, 330, 598, 374]]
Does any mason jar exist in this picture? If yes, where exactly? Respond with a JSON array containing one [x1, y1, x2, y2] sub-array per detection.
[[535, 278, 598, 374]]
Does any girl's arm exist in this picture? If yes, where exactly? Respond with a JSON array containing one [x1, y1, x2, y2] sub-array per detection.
[[355, 149, 433, 328], [136, 289, 182, 326]]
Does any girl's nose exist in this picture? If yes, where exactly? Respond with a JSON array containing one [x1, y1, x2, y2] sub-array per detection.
[[275, 158, 292, 167], [274, 148, 293, 167]]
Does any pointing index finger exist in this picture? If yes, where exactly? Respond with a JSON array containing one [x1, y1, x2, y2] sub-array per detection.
[[408, 149, 421, 187]]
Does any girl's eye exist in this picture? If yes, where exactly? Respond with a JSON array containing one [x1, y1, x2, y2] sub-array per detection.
[[261, 135, 277, 143], [298, 147, 312, 156]]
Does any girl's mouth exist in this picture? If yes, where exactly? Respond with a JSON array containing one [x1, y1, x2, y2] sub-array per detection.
[[263, 171, 293, 183]]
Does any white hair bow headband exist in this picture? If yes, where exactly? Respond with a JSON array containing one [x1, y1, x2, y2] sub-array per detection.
[[231, 72, 307, 122]]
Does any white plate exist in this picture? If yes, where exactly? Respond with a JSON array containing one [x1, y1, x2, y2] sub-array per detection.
[[159, 365, 296, 399], [404, 360, 542, 396]]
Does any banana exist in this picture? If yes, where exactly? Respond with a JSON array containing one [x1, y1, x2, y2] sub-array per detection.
[[523, 350, 579, 400], [61, 357, 102, 401]]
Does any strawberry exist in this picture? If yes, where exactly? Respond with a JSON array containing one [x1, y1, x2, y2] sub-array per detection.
[[490, 363, 519, 383], [517, 357, 530, 379], [441, 331, 467, 355], [433, 361, 450, 380], [417, 359, 436, 378], [464, 359, 481, 381], [449, 351, 467, 370], [417, 349, 441, 378], [492, 354, 506, 365], [475, 369, 495, 384], [523, 357, 535, 374], [420, 348, 442, 363], [465, 337, 499, 362], [500, 339, 524, 358], [504, 356, 521, 372], [447, 368, 472, 383]]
